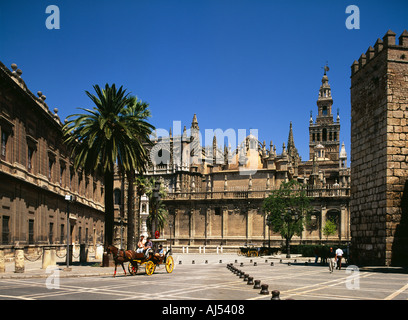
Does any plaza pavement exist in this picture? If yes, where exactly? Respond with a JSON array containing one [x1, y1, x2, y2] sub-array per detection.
[[0, 253, 407, 300]]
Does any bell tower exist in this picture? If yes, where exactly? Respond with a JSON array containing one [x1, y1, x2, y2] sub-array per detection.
[[309, 65, 340, 162]]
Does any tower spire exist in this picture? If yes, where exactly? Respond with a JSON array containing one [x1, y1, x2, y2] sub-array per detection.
[[191, 113, 199, 130], [287, 122, 300, 166]]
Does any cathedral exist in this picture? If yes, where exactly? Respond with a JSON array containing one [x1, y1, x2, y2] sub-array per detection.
[[113, 69, 351, 251]]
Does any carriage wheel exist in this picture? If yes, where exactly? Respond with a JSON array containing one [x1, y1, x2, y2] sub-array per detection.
[[128, 263, 138, 275], [165, 256, 174, 273], [145, 261, 155, 276]]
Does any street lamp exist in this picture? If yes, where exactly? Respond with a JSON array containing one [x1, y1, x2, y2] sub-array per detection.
[[64, 194, 76, 271], [169, 223, 173, 253], [152, 181, 161, 236]]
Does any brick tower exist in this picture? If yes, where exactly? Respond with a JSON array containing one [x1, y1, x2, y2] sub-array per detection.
[[309, 67, 341, 162], [350, 30, 408, 266]]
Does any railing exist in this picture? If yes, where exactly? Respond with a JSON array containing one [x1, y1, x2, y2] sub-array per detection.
[[163, 185, 350, 200]]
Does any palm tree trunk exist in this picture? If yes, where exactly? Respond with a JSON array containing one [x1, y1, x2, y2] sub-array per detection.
[[126, 170, 136, 250], [104, 170, 114, 246]]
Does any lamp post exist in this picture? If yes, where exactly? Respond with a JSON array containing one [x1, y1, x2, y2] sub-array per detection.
[[169, 222, 173, 253], [64, 194, 75, 271], [152, 181, 161, 237]]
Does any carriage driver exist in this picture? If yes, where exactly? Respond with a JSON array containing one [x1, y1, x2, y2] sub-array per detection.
[[155, 245, 165, 258]]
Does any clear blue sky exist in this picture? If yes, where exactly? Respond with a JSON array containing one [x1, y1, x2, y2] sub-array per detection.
[[1, 0, 407, 162]]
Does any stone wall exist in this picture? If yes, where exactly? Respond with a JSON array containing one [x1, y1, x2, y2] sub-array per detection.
[[350, 30, 408, 266]]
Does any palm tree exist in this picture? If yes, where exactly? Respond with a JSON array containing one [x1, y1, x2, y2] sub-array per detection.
[[62, 84, 154, 251], [122, 96, 154, 250]]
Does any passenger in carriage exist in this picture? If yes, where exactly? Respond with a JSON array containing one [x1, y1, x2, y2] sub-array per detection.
[[144, 237, 153, 258], [136, 235, 146, 253]]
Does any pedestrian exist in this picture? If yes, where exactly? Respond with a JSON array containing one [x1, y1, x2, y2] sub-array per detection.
[[314, 247, 320, 264], [335, 247, 344, 270], [328, 247, 336, 273]]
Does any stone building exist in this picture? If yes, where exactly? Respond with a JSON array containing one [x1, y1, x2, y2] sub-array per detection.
[[350, 30, 408, 266], [115, 69, 351, 252], [0, 61, 105, 252]]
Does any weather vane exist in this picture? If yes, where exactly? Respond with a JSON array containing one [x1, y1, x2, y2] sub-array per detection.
[[323, 62, 330, 75]]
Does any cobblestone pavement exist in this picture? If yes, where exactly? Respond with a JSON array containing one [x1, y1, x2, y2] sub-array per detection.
[[0, 254, 407, 301]]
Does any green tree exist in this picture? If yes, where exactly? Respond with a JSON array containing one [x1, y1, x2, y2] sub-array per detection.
[[323, 218, 337, 240], [262, 180, 312, 258], [62, 84, 154, 250]]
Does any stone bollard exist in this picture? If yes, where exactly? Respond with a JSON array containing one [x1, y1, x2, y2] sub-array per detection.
[[243, 274, 249, 281], [0, 249, 5, 273], [192, 260, 195, 264], [95, 244, 103, 260], [271, 290, 281, 300], [80, 244, 89, 263], [247, 277, 254, 285], [219, 260, 222, 264], [14, 247, 25, 273], [179, 260, 182, 265], [260, 284, 269, 295], [239, 271, 245, 278], [271, 262, 274, 266], [254, 262, 257, 266], [240, 262, 244, 267], [253, 280, 261, 289], [42, 247, 53, 269]]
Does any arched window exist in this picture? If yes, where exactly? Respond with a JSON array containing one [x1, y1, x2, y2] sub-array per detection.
[[322, 106, 328, 116], [322, 128, 327, 142], [114, 189, 121, 205]]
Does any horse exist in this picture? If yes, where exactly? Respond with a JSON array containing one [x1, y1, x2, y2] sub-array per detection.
[[106, 245, 137, 277]]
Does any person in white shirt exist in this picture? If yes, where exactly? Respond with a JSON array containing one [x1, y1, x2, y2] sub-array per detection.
[[335, 247, 344, 270]]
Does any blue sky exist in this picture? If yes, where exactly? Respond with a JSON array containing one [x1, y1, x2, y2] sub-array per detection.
[[1, 0, 407, 162]]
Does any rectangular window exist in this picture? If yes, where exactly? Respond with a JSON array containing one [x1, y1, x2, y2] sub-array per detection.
[[28, 219, 34, 244], [27, 146, 34, 171], [1, 131, 8, 159], [69, 168, 74, 190], [60, 165, 65, 185], [60, 224, 65, 244], [48, 158, 54, 181], [214, 207, 221, 216], [49, 222, 54, 244], [78, 226, 82, 244], [2, 216, 10, 245]]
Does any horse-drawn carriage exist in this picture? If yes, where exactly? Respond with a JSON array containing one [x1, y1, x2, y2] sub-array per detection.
[[107, 239, 174, 277], [237, 243, 259, 257]]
